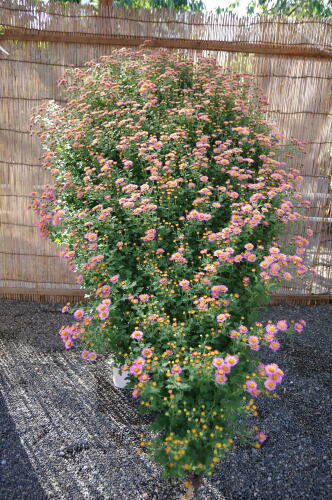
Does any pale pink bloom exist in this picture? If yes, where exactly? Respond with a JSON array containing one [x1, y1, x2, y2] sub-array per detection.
[[269, 340, 281, 352], [212, 357, 224, 368], [277, 320, 288, 331], [225, 354, 239, 367], [265, 324, 278, 334], [264, 378, 277, 391], [268, 372, 283, 384], [250, 344, 260, 351], [141, 347, 153, 358], [246, 380, 257, 391], [139, 373, 150, 383], [139, 294, 150, 302], [134, 357, 145, 366], [132, 388, 141, 399], [257, 431, 267, 443], [215, 373, 227, 385], [283, 272, 293, 281], [294, 322, 304, 333], [264, 333, 275, 342], [264, 363, 279, 375], [64, 339, 73, 349], [99, 310, 109, 320], [217, 313, 230, 323], [131, 330, 144, 340], [171, 364, 182, 375], [179, 280, 190, 290], [88, 352, 97, 362], [130, 364, 143, 376], [73, 309, 84, 320], [222, 364, 231, 374]]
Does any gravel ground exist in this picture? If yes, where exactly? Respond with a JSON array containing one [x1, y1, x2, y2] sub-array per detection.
[[0, 299, 331, 500]]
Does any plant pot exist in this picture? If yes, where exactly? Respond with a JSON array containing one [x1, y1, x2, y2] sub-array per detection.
[[112, 366, 130, 388], [106, 357, 130, 389]]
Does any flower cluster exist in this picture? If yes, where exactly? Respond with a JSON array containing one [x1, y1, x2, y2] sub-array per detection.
[[31, 48, 311, 480]]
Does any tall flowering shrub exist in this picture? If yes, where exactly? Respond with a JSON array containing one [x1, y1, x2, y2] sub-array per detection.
[[31, 49, 311, 480]]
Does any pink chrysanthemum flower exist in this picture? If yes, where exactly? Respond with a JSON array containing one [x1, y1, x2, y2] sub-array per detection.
[[179, 279, 190, 290], [225, 354, 239, 367], [99, 310, 109, 320], [139, 373, 150, 383], [265, 364, 279, 376], [64, 339, 73, 349], [131, 329, 144, 340], [132, 388, 140, 399], [73, 309, 84, 320], [217, 313, 230, 323], [212, 357, 224, 368], [110, 275, 119, 283], [84, 232, 98, 242], [130, 364, 143, 376], [269, 340, 281, 352], [277, 320, 288, 331], [294, 322, 304, 333], [246, 380, 257, 391], [215, 373, 227, 385], [88, 352, 97, 362], [81, 349, 89, 360], [139, 294, 150, 302], [248, 335, 259, 345], [265, 324, 278, 334], [141, 347, 153, 358], [222, 364, 231, 374], [171, 364, 182, 375], [283, 272, 293, 281], [257, 431, 267, 443], [264, 378, 277, 391]]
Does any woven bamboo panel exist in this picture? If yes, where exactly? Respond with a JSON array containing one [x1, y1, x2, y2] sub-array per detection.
[[0, 0, 331, 302]]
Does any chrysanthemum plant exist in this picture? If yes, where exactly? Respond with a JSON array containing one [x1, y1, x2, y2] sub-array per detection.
[[31, 48, 311, 486]]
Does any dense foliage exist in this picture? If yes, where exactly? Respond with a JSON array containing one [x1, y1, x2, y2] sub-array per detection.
[[31, 49, 311, 480], [222, 0, 332, 17], [49, 0, 205, 11]]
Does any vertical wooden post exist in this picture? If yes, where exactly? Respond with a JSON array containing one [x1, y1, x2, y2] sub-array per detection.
[[99, 0, 113, 11], [99, 0, 113, 35]]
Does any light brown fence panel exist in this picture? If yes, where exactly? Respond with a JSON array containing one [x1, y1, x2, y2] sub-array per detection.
[[0, 0, 331, 302]]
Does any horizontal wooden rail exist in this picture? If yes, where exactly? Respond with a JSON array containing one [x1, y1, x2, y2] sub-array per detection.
[[2, 26, 332, 60], [0, 287, 331, 304]]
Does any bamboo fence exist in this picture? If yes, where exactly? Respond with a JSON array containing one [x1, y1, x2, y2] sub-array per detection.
[[0, 0, 331, 303]]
